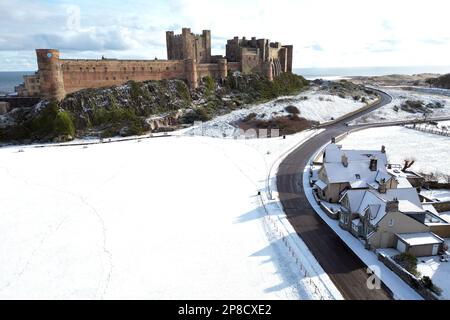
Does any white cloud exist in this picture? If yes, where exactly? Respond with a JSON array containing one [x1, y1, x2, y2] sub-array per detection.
[[1, 0, 450, 70]]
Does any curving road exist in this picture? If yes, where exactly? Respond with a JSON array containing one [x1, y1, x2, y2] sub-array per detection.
[[276, 90, 394, 300]]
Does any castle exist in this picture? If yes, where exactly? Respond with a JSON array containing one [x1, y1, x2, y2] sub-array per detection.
[[16, 28, 293, 101]]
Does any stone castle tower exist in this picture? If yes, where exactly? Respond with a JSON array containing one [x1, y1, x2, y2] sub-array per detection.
[[36, 49, 66, 101]]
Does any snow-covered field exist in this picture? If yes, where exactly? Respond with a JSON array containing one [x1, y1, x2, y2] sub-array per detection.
[[185, 88, 372, 138], [339, 126, 450, 178], [0, 130, 336, 299], [351, 87, 450, 125]]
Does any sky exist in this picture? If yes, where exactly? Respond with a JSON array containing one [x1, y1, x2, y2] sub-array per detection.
[[0, 0, 450, 71]]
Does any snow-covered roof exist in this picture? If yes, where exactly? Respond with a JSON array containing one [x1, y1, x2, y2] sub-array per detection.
[[315, 179, 327, 190], [398, 200, 424, 213], [423, 204, 439, 215], [342, 187, 426, 226], [397, 233, 443, 246], [340, 189, 366, 212], [375, 170, 391, 184], [322, 144, 393, 191], [439, 212, 450, 224], [323, 143, 387, 165], [384, 188, 422, 208], [323, 162, 386, 184]]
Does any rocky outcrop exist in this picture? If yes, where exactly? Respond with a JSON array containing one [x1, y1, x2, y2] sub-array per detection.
[[426, 73, 450, 89], [0, 73, 309, 143]]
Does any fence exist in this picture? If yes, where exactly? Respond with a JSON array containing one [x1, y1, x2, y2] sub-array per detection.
[[404, 124, 450, 137], [258, 193, 337, 300]]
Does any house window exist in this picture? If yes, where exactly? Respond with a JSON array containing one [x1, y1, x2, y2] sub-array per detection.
[[388, 219, 395, 227]]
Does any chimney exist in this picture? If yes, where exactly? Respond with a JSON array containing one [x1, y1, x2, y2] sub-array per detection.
[[378, 178, 387, 194], [386, 198, 399, 213], [341, 153, 348, 168], [381, 145, 386, 154], [369, 157, 378, 171]]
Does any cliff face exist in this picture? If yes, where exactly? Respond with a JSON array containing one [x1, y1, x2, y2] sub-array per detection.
[[0, 73, 308, 144]]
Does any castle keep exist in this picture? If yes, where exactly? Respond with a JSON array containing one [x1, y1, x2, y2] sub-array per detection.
[[16, 28, 293, 101]]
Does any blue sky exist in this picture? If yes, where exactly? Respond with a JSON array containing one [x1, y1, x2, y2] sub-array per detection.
[[1, 0, 449, 71]]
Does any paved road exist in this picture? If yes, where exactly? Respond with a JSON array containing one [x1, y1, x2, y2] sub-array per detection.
[[276, 90, 395, 300]]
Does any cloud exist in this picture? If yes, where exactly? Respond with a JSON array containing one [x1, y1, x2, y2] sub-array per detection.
[[1, 0, 450, 70]]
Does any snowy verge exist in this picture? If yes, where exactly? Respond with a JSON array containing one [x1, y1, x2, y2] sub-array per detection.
[[339, 126, 450, 178], [302, 143, 423, 300], [260, 129, 344, 300]]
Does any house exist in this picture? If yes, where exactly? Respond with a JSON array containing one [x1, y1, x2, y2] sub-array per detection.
[[313, 143, 450, 256], [315, 143, 399, 203]]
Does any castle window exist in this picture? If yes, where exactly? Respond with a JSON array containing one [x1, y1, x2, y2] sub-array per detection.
[[141, 67, 144, 71], [150, 67, 153, 71], [123, 67, 127, 71], [132, 67, 136, 71], [166, 67, 169, 70], [80, 67, 83, 71], [126, 76, 129, 80], [106, 77, 109, 80], [113, 76, 116, 80]]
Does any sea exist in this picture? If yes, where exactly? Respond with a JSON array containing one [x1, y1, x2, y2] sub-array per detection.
[[1, 66, 450, 95], [0, 71, 34, 96]]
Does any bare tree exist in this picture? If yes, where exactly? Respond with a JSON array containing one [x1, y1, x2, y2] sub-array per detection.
[[402, 158, 416, 172]]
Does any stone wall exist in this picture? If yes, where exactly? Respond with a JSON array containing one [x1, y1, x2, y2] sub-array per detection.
[[0, 97, 41, 109], [61, 59, 186, 94]]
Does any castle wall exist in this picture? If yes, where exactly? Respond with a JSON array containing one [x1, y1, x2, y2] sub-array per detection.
[[60, 59, 186, 94]]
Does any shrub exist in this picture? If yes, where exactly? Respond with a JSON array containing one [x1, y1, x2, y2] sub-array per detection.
[[130, 80, 144, 100], [394, 252, 419, 276], [243, 112, 257, 122], [204, 75, 216, 97], [181, 108, 211, 123], [176, 80, 191, 103], [54, 110, 75, 137], [421, 276, 442, 295], [285, 105, 300, 114]]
